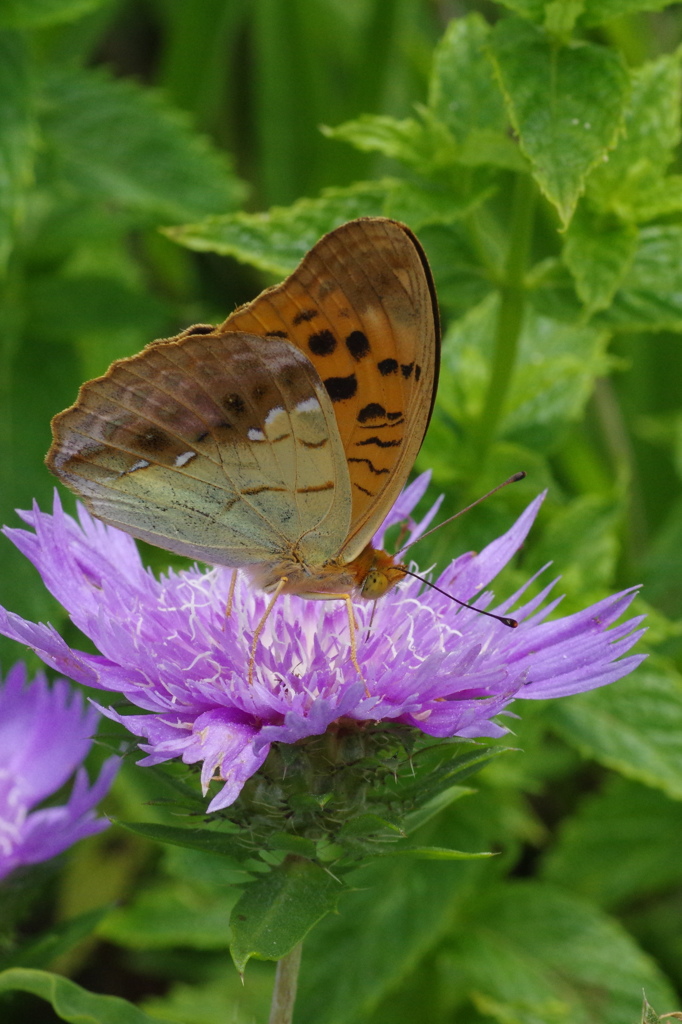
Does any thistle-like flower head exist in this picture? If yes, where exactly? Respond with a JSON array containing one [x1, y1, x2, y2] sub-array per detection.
[[0, 474, 645, 812]]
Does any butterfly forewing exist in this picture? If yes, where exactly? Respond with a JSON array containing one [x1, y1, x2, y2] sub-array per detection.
[[47, 332, 352, 568], [220, 217, 440, 562]]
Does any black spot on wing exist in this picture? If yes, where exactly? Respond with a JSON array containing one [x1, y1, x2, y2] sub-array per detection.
[[378, 358, 398, 376], [357, 402, 386, 423], [293, 308, 319, 325], [308, 330, 337, 356], [387, 411, 402, 421], [324, 374, 357, 402], [401, 362, 414, 379], [346, 330, 370, 361], [415, 364, 422, 382], [266, 330, 288, 339], [222, 393, 246, 415], [136, 427, 171, 453]]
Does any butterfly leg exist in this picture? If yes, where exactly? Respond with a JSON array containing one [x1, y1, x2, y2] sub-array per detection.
[[340, 593, 368, 692], [225, 569, 238, 618], [248, 576, 288, 685]]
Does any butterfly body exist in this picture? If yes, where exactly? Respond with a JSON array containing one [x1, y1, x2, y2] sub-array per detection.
[[47, 218, 440, 659]]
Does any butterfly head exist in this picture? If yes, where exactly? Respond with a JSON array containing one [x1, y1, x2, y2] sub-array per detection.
[[355, 548, 407, 601]]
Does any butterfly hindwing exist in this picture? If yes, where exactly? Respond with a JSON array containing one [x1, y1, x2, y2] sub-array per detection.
[[47, 332, 352, 568], [220, 217, 440, 562]]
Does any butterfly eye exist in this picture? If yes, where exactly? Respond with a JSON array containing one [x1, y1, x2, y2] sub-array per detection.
[[359, 559, 407, 600]]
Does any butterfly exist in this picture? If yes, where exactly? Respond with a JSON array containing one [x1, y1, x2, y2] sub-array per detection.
[[47, 217, 441, 675]]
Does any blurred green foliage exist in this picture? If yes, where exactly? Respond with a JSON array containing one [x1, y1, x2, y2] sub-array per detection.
[[3, 0, 682, 1021]]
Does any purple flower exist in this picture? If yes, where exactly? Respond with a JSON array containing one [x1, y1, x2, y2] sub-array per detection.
[[0, 663, 118, 882], [0, 474, 645, 813]]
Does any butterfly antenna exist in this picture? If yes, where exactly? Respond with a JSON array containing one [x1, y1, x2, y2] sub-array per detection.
[[400, 568, 518, 628], [395, 471, 526, 559]]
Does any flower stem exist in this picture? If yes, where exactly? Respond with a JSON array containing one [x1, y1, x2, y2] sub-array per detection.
[[268, 942, 303, 1024], [472, 171, 536, 470]]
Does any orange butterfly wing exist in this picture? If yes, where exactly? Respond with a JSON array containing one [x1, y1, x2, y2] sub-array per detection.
[[219, 217, 440, 562]]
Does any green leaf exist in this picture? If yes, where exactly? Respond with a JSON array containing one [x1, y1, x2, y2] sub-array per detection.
[[167, 180, 486, 276], [297, 830, 494, 1023], [0, 32, 34, 272], [338, 813, 403, 839], [427, 15, 526, 172], [0, 968, 176, 1024], [527, 494, 622, 594], [0, 0, 105, 28], [403, 784, 474, 835], [489, 19, 629, 225], [323, 113, 459, 174], [166, 184, 390, 275], [116, 820, 245, 860], [98, 880, 236, 950], [448, 881, 676, 1022], [595, 226, 682, 333], [581, 0, 678, 27], [40, 67, 246, 224], [229, 859, 342, 972], [438, 295, 611, 450], [587, 54, 682, 221], [563, 208, 637, 315], [549, 662, 682, 800], [542, 776, 682, 909], [430, 15, 507, 142], [383, 845, 494, 860]]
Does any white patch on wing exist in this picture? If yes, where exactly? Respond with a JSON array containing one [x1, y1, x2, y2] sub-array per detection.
[[175, 451, 197, 468], [295, 397, 321, 414], [127, 459, 150, 474], [265, 406, 285, 426], [248, 428, 266, 441]]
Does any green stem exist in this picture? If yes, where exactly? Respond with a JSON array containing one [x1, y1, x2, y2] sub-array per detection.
[[472, 172, 536, 469], [268, 942, 303, 1024]]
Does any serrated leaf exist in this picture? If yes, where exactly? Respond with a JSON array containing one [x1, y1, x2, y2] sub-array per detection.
[[323, 112, 458, 173], [229, 859, 342, 972], [542, 776, 682, 909], [0, 968, 176, 1024], [0, 0, 105, 28], [587, 54, 682, 221], [448, 881, 675, 1022], [549, 663, 682, 800], [166, 184, 390, 274], [166, 179, 484, 276], [0, 32, 34, 272], [429, 15, 508, 143], [595, 226, 682, 333], [563, 208, 637, 315], [489, 19, 629, 225], [40, 67, 246, 224]]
